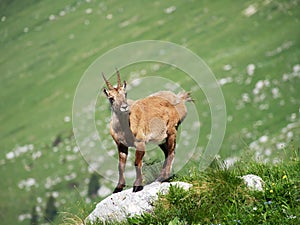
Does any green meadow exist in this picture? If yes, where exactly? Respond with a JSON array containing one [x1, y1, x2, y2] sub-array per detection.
[[0, 0, 299, 224]]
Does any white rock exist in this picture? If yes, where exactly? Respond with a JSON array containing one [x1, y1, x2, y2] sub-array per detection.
[[86, 181, 192, 223], [241, 174, 264, 191]]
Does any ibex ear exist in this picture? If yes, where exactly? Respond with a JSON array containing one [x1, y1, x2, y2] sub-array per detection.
[[103, 88, 109, 97], [123, 80, 127, 89]]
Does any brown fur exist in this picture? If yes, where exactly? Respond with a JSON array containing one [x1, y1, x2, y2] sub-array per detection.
[[103, 71, 191, 193]]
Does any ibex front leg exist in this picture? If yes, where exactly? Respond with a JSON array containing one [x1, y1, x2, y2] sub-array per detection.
[[133, 142, 145, 192], [113, 143, 128, 193]]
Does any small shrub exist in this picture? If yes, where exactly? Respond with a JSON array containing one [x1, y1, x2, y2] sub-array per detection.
[[88, 173, 101, 198], [45, 195, 57, 223], [30, 205, 38, 225]]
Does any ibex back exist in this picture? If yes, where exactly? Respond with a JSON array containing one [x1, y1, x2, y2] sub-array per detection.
[[102, 70, 192, 193]]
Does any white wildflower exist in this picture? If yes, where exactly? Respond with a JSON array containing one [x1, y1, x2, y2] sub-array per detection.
[[85, 8, 93, 14], [106, 14, 113, 20], [37, 197, 43, 203], [293, 64, 300, 73], [18, 178, 37, 190], [164, 6, 176, 14], [223, 156, 239, 168], [253, 80, 264, 94], [223, 64, 232, 71], [263, 79, 270, 87], [259, 135, 268, 143], [243, 5, 257, 17], [73, 146, 79, 153], [52, 191, 59, 198], [287, 131, 293, 139], [64, 116, 71, 122], [59, 10, 66, 16], [242, 93, 250, 102], [49, 14, 56, 21], [276, 142, 285, 150], [64, 172, 77, 181], [247, 64, 256, 75], [282, 73, 290, 81], [290, 113, 296, 121], [6, 151, 15, 160], [32, 151, 42, 160], [218, 77, 233, 86], [265, 148, 272, 156], [18, 214, 31, 221], [151, 64, 160, 71], [271, 87, 280, 99]]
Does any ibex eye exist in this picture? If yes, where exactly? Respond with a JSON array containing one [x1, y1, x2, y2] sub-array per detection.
[[109, 97, 114, 103]]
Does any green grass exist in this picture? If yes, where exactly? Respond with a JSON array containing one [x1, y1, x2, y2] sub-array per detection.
[[0, 0, 300, 224], [79, 145, 299, 225]]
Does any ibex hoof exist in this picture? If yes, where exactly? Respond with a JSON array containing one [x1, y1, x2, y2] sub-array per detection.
[[156, 176, 173, 183], [133, 185, 143, 192], [113, 187, 123, 193], [113, 184, 125, 193], [156, 176, 168, 182]]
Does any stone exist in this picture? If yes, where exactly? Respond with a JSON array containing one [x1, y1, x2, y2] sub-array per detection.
[[85, 181, 192, 224], [241, 174, 264, 192]]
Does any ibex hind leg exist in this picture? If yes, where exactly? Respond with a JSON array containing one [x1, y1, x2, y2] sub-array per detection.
[[157, 132, 176, 182], [133, 143, 145, 192], [133, 185, 143, 192]]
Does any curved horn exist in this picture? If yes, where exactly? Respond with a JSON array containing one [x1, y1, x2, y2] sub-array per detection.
[[102, 72, 114, 90], [116, 68, 122, 89]]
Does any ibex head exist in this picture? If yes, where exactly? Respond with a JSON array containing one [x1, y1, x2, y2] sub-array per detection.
[[103, 69, 129, 113]]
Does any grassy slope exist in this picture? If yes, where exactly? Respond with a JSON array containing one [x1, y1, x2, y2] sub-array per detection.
[[0, 0, 300, 224], [125, 152, 300, 225]]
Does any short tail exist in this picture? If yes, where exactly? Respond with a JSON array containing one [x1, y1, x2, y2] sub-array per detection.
[[178, 91, 194, 103]]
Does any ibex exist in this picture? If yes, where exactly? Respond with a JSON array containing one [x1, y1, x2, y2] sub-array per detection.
[[102, 70, 192, 193]]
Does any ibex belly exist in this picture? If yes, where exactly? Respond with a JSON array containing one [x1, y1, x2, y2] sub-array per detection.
[[145, 117, 168, 144]]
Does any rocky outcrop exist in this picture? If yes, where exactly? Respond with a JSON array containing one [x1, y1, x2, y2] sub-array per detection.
[[85, 174, 265, 224], [85, 181, 192, 224]]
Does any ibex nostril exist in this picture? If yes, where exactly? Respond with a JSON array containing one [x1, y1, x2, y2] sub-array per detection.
[[120, 103, 129, 112]]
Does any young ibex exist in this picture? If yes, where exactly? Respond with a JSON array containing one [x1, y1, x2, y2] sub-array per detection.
[[102, 70, 192, 193]]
